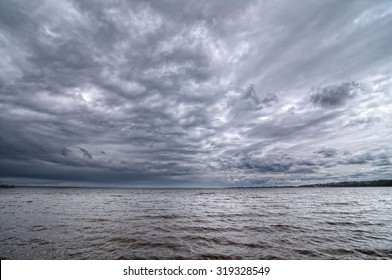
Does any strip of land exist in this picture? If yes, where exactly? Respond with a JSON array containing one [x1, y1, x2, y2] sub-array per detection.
[[1, 180, 392, 189], [234, 179, 392, 188], [0, 184, 16, 188]]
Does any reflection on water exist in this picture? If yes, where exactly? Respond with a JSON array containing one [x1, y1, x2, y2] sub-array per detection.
[[1, 187, 392, 259]]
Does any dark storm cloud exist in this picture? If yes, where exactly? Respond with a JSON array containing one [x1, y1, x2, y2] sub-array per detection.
[[310, 82, 363, 108], [315, 148, 338, 158], [261, 93, 279, 106], [79, 148, 93, 159], [1, 0, 392, 186], [223, 154, 319, 174], [61, 148, 72, 156]]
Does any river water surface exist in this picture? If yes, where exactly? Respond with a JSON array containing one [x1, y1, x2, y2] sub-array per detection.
[[1, 187, 391, 259]]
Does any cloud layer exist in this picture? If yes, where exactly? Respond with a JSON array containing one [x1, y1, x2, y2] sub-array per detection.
[[1, 0, 392, 186]]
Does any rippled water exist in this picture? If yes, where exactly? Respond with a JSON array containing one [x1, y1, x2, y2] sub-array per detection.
[[1, 187, 392, 259]]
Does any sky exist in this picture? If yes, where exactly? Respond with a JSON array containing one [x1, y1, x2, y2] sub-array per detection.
[[1, 0, 392, 187]]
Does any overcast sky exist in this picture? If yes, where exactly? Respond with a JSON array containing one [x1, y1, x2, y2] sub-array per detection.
[[1, 0, 392, 187]]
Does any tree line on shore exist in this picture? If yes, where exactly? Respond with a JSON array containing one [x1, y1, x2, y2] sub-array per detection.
[[234, 179, 392, 188]]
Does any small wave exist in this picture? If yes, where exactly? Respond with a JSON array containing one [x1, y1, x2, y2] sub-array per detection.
[[182, 235, 269, 249], [137, 214, 184, 220], [109, 237, 183, 250], [323, 248, 355, 256], [117, 254, 183, 260], [188, 235, 234, 245], [197, 192, 215, 195], [86, 218, 111, 223], [271, 224, 307, 232], [67, 252, 84, 258], [29, 238, 51, 245], [109, 237, 139, 244], [242, 242, 271, 249], [198, 253, 241, 260], [176, 225, 240, 233], [262, 255, 284, 260], [354, 248, 385, 258], [325, 221, 357, 226], [29, 225, 48, 232], [135, 241, 183, 250], [323, 202, 351, 206], [293, 249, 320, 258]]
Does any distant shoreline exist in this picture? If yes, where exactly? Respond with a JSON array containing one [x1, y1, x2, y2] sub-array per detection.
[[1, 179, 392, 189], [0, 184, 16, 189], [233, 179, 392, 189]]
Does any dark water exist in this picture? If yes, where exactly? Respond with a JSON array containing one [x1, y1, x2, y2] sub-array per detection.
[[1, 187, 392, 259]]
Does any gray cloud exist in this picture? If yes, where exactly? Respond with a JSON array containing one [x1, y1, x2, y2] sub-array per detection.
[[310, 82, 363, 108], [344, 116, 381, 128], [261, 93, 279, 106], [315, 148, 338, 158], [61, 147, 72, 156], [1, 0, 392, 187], [79, 148, 93, 160], [346, 151, 392, 167]]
